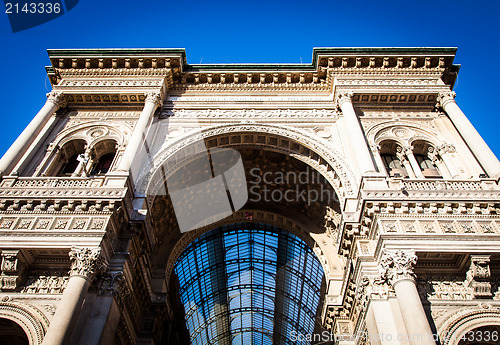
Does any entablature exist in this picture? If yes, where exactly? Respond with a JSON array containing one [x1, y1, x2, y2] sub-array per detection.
[[46, 47, 459, 95]]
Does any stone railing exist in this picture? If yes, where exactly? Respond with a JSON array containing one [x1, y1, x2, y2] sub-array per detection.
[[360, 177, 499, 200], [401, 180, 484, 191], [0, 176, 105, 189], [0, 176, 128, 200]]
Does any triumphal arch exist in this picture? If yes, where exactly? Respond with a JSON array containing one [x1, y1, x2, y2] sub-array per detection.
[[0, 47, 499, 345]]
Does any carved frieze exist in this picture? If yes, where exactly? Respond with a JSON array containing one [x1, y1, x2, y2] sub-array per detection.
[[160, 108, 338, 120], [418, 278, 473, 301], [21, 272, 69, 294], [378, 219, 499, 235]]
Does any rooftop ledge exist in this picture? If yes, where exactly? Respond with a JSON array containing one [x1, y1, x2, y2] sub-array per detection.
[[46, 47, 459, 71]]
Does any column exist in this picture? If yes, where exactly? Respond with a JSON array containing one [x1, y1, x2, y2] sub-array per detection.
[[379, 250, 436, 345], [396, 146, 416, 178], [0, 91, 66, 175], [41, 248, 106, 345], [437, 144, 459, 178], [117, 91, 162, 172], [371, 144, 387, 174], [438, 91, 500, 179], [405, 148, 424, 179], [337, 92, 376, 174], [427, 147, 452, 179]]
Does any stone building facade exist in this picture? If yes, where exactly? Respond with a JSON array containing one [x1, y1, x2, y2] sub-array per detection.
[[0, 47, 499, 345]]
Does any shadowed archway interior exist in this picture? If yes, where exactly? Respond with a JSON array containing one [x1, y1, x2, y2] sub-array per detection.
[[173, 223, 326, 345], [0, 318, 29, 345]]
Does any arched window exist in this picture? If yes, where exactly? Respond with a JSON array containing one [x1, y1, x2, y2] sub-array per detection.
[[58, 153, 81, 175], [412, 141, 441, 178], [90, 152, 115, 175], [55, 140, 86, 177], [379, 141, 408, 177], [88, 140, 118, 175]]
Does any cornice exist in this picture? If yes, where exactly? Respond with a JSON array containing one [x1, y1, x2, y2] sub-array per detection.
[[45, 47, 459, 89]]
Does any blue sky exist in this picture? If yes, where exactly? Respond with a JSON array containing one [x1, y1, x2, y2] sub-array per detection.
[[0, 0, 499, 160]]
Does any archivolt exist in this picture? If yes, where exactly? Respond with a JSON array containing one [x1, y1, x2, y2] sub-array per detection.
[[366, 120, 448, 148], [137, 123, 356, 204], [0, 301, 49, 345], [438, 305, 500, 345]]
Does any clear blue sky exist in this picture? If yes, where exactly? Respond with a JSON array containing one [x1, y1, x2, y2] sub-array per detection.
[[0, 0, 498, 160]]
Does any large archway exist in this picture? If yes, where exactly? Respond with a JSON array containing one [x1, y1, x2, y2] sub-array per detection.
[[144, 129, 346, 343]]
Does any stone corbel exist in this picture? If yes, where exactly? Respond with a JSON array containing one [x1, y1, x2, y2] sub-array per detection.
[[466, 255, 492, 298]]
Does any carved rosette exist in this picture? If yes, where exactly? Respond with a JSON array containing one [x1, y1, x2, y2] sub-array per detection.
[[378, 250, 418, 286], [69, 247, 106, 281], [336, 91, 353, 109], [436, 91, 456, 109], [46, 91, 67, 108], [144, 91, 162, 108]]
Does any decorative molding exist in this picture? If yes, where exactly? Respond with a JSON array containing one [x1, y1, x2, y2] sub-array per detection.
[[438, 305, 500, 345], [21, 272, 69, 294], [161, 108, 338, 119], [139, 122, 356, 201], [0, 301, 49, 345], [418, 277, 473, 301], [378, 219, 500, 235]]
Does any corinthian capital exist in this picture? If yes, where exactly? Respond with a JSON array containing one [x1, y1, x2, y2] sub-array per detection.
[[378, 250, 418, 286], [144, 91, 162, 107], [69, 247, 106, 281], [46, 91, 67, 108], [436, 91, 456, 109], [336, 91, 353, 109]]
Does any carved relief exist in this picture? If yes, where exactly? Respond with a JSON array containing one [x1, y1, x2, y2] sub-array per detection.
[[466, 255, 492, 298], [21, 272, 69, 294]]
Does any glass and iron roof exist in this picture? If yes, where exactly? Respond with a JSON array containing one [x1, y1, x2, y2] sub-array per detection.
[[174, 223, 325, 345]]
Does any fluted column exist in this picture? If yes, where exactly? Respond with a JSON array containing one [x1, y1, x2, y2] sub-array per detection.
[[438, 91, 500, 178], [379, 250, 436, 345], [41, 248, 106, 345], [0, 91, 66, 175], [117, 92, 162, 172], [337, 92, 376, 174]]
